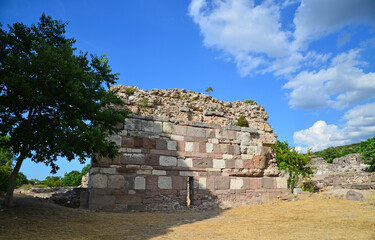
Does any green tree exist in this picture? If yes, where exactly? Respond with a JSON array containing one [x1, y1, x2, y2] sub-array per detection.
[[63, 170, 82, 186], [0, 14, 129, 206], [205, 86, 213, 95], [272, 141, 314, 192], [360, 137, 375, 171]]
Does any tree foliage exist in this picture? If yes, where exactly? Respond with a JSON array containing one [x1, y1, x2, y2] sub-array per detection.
[[360, 137, 375, 171], [272, 141, 314, 191], [205, 86, 213, 95], [0, 14, 129, 206]]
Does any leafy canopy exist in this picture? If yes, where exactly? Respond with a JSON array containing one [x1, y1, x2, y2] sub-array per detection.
[[0, 14, 129, 173], [360, 137, 375, 171], [272, 141, 314, 191]]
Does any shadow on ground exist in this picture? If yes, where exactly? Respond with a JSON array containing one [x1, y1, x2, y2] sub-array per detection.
[[0, 194, 225, 240]]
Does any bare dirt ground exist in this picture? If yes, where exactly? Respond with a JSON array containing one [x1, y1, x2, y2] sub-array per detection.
[[1, 191, 375, 240]]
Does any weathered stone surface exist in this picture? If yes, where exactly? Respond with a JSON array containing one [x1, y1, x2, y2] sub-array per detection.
[[159, 156, 177, 166], [134, 176, 146, 190], [230, 178, 243, 190], [152, 170, 166, 175], [206, 143, 214, 153], [158, 176, 172, 189], [262, 178, 274, 189], [185, 142, 194, 152], [213, 159, 225, 169], [276, 177, 287, 189], [346, 190, 363, 201], [108, 175, 125, 189], [167, 140, 177, 151], [162, 122, 173, 133], [215, 176, 230, 190], [91, 174, 107, 188], [177, 158, 193, 168]]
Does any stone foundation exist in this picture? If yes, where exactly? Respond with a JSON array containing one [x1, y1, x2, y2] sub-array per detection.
[[88, 115, 287, 211]]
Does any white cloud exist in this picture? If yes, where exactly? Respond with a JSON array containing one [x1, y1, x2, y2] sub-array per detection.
[[294, 102, 375, 151], [189, 0, 293, 76], [284, 49, 375, 109], [293, 0, 375, 49], [189, 0, 375, 110]]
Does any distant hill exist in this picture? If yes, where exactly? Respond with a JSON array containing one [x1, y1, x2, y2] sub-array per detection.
[[311, 142, 361, 163]]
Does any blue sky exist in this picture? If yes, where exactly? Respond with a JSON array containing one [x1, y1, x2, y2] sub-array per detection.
[[1, 0, 375, 180]]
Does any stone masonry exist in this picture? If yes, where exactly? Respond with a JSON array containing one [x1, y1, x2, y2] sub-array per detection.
[[88, 87, 288, 211]]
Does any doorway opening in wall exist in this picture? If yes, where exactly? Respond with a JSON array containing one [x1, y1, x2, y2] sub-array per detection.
[[187, 177, 194, 206]]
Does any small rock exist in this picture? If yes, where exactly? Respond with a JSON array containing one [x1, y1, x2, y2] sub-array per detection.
[[346, 190, 363, 201]]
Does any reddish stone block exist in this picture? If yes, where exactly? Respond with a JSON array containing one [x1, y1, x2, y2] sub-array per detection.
[[115, 195, 142, 204], [253, 156, 266, 169], [228, 130, 236, 140], [146, 175, 158, 190], [199, 142, 206, 153], [143, 138, 156, 149], [249, 178, 261, 189], [160, 189, 178, 195], [220, 144, 229, 154], [213, 144, 221, 154], [177, 141, 185, 151], [242, 179, 250, 190], [145, 154, 159, 166], [227, 145, 235, 155], [156, 139, 167, 150], [134, 137, 143, 148], [172, 125, 187, 136], [206, 129, 216, 138], [225, 160, 235, 169], [121, 136, 134, 148], [215, 176, 230, 190], [191, 152, 208, 158], [172, 176, 187, 190], [261, 146, 272, 155], [262, 178, 275, 189], [243, 159, 254, 169], [187, 127, 206, 138], [166, 170, 179, 176], [206, 177, 215, 191]]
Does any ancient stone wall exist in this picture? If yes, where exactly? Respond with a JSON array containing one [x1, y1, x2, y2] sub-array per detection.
[[88, 114, 287, 211]]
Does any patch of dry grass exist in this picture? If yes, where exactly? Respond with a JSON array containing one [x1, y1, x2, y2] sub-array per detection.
[[1, 192, 375, 240]]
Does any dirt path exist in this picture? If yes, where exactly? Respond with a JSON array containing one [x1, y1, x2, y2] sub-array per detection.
[[1, 192, 375, 240]]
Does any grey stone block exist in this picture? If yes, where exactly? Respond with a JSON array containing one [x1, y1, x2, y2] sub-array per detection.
[[262, 178, 274, 189], [346, 190, 363, 201], [215, 176, 230, 190]]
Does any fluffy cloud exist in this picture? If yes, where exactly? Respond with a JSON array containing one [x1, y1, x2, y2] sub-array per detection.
[[189, 0, 375, 109], [189, 0, 293, 76], [284, 49, 375, 109], [294, 0, 375, 48], [294, 102, 375, 152]]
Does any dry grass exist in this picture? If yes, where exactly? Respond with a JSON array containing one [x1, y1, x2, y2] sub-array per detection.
[[1, 191, 375, 240]]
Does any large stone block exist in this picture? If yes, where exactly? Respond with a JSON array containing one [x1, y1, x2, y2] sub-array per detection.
[[146, 175, 158, 190], [108, 175, 125, 189], [253, 156, 266, 169], [172, 176, 186, 190], [91, 174, 108, 188], [213, 159, 225, 169], [107, 135, 122, 147], [187, 127, 206, 138], [100, 168, 116, 174], [262, 178, 275, 189], [158, 176, 172, 189], [177, 158, 193, 168], [156, 139, 167, 150], [199, 178, 207, 189], [193, 158, 213, 168], [141, 120, 154, 132], [120, 153, 146, 164], [154, 121, 162, 133], [215, 176, 230, 190], [162, 122, 173, 133], [276, 177, 287, 189], [152, 170, 166, 175], [172, 125, 187, 135], [124, 118, 141, 131], [167, 140, 177, 150], [179, 171, 198, 177], [121, 136, 134, 148], [134, 176, 146, 190], [206, 143, 214, 153], [230, 178, 243, 190], [159, 156, 177, 166], [185, 142, 194, 152], [143, 138, 156, 149]]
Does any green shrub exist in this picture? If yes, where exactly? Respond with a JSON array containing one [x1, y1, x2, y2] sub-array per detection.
[[243, 99, 254, 104], [63, 170, 82, 186], [235, 116, 249, 127], [137, 98, 149, 112], [272, 141, 314, 192], [124, 86, 136, 95], [38, 176, 64, 187], [205, 87, 213, 95], [360, 137, 375, 171], [0, 165, 12, 193]]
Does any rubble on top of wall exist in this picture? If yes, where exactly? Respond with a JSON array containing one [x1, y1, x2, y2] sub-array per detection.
[[111, 85, 274, 133]]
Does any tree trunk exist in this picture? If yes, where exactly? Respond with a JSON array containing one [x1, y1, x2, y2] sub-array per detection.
[[3, 156, 25, 207]]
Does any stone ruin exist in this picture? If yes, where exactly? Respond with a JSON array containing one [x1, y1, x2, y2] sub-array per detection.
[[87, 86, 288, 211]]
